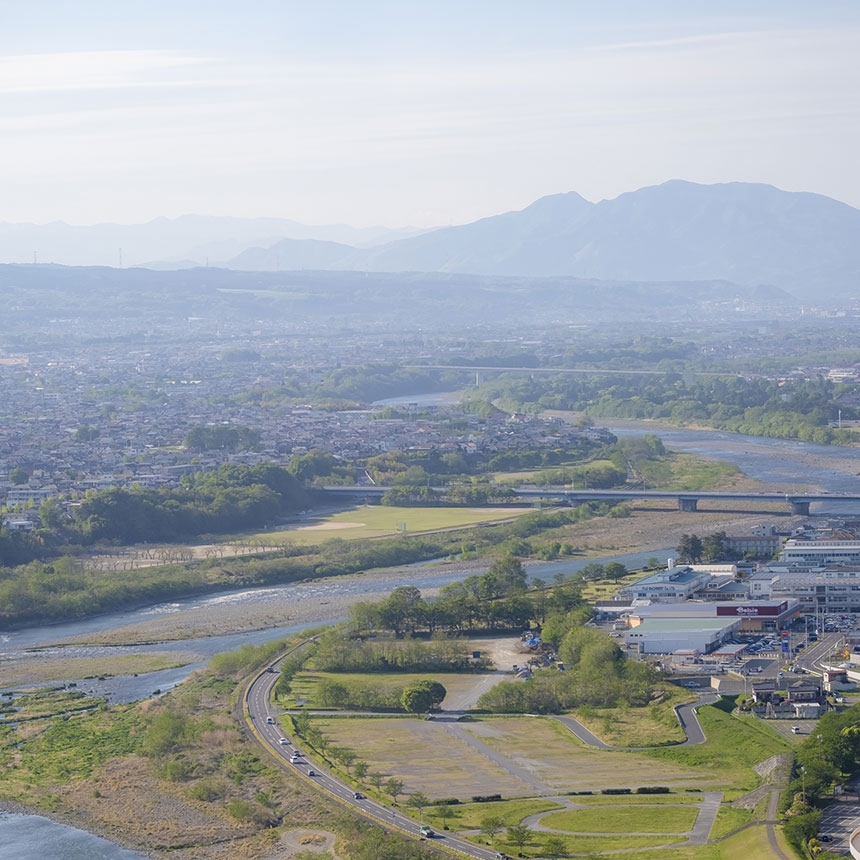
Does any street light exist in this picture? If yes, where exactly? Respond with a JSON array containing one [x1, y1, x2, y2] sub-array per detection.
[[818, 733, 823, 762], [800, 765, 806, 803]]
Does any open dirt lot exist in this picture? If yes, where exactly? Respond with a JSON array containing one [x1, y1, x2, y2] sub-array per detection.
[[459, 718, 721, 793], [313, 717, 536, 798]]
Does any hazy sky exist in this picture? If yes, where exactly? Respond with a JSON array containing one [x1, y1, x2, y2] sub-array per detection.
[[2, 1, 859, 227]]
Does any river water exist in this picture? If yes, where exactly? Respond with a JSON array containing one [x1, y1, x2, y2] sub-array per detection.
[[0, 812, 147, 859], [4, 404, 859, 856]]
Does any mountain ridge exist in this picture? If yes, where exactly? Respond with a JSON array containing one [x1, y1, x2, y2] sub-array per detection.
[[224, 180, 860, 298]]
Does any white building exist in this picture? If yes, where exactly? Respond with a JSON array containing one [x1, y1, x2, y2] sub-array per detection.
[[780, 539, 860, 566], [750, 565, 860, 613], [625, 617, 740, 655]]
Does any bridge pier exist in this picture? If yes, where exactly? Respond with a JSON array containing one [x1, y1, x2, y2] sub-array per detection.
[[678, 498, 699, 512], [790, 500, 811, 516]]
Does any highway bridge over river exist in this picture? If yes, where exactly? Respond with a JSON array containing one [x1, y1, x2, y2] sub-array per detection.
[[319, 486, 860, 516]]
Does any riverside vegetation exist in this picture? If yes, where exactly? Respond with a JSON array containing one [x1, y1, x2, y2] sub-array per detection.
[[0, 635, 441, 860]]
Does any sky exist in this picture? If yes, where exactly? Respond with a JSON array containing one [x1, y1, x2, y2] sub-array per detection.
[[2, 1, 859, 227]]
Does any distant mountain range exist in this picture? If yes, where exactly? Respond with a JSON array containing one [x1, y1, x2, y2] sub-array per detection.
[[225, 181, 860, 299], [0, 215, 429, 268], [3, 181, 858, 299]]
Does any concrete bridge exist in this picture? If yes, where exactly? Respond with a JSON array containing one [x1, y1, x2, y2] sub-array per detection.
[[318, 486, 860, 516]]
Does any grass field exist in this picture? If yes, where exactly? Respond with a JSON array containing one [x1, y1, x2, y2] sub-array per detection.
[[541, 804, 699, 834], [480, 832, 683, 857], [459, 717, 715, 793], [637, 452, 742, 492], [246, 505, 533, 545], [709, 805, 754, 839], [313, 717, 535, 798], [284, 671, 485, 708], [571, 793, 703, 804], [438, 798, 563, 829], [641, 703, 791, 799], [570, 684, 696, 747], [598, 823, 789, 860]]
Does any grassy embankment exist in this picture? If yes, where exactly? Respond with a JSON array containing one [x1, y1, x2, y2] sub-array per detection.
[[570, 683, 697, 747], [0, 637, 440, 860], [641, 701, 791, 801]]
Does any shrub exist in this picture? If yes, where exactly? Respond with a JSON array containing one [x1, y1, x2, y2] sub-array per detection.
[[471, 794, 502, 803]]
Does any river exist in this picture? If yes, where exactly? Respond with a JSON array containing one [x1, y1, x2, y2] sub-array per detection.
[[5, 404, 860, 856]]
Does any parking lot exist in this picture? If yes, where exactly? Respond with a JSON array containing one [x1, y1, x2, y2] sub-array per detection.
[[818, 801, 860, 856]]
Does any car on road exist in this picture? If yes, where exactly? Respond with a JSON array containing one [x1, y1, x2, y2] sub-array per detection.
[[791, 726, 801, 734], [308, 769, 316, 776], [266, 717, 275, 724], [278, 737, 288, 745], [290, 755, 301, 763], [353, 792, 364, 799], [419, 825, 434, 838], [495, 853, 512, 860]]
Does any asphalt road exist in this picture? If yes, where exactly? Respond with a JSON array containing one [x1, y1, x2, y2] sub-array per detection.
[[245, 660, 505, 860], [552, 693, 718, 750], [797, 632, 844, 673]]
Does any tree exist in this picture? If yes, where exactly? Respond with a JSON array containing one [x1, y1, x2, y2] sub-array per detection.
[[676, 534, 703, 564], [603, 562, 627, 584], [8, 468, 28, 485], [433, 803, 455, 828], [401, 683, 434, 714], [353, 760, 369, 781], [544, 835, 567, 857], [507, 823, 533, 853], [488, 555, 528, 595], [406, 791, 429, 818], [702, 531, 727, 562], [385, 778, 404, 803], [480, 814, 503, 839], [368, 771, 384, 791]]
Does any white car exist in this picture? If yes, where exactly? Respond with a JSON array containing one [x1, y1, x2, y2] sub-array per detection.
[[278, 737, 289, 745]]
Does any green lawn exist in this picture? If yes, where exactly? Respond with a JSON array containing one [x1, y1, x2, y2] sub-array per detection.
[[283, 671, 486, 708], [440, 798, 563, 829], [571, 793, 702, 804], [596, 823, 789, 860], [479, 832, 682, 857], [541, 804, 699, 834], [709, 805, 754, 839], [640, 702, 791, 800], [571, 685, 696, 747], [245, 505, 532, 545]]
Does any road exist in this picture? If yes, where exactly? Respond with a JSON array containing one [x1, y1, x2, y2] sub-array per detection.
[[244, 658, 503, 860], [551, 693, 718, 750], [797, 632, 844, 674]]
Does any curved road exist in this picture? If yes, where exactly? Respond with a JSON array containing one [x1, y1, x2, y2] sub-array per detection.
[[244, 658, 500, 860], [244, 655, 727, 858], [551, 693, 719, 750]]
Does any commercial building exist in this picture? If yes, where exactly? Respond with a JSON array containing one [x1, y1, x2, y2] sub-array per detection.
[[625, 617, 740, 655], [627, 599, 800, 634], [618, 565, 711, 602]]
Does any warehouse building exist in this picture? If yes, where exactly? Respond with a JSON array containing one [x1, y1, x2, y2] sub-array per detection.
[[625, 617, 740, 655]]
